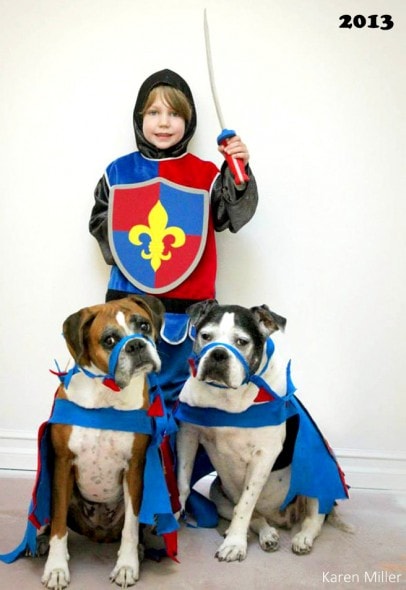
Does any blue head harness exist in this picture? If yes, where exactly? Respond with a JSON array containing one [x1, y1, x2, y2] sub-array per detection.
[[54, 333, 156, 391], [189, 337, 293, 401]]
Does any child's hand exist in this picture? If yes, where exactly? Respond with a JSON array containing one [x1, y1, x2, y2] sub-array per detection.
[[218, 135, 249, 166]]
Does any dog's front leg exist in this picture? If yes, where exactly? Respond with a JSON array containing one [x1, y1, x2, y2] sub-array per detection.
[[291, 497, 326, 554], [176, 423, 200, 515], [42, 445, 74, 590], [110, 440, 147, 587], [109, 479, 140, 587], [216, 441, 283, 563]]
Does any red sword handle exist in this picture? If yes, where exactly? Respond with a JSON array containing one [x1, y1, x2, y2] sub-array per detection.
[[217, 129, 250, 186]]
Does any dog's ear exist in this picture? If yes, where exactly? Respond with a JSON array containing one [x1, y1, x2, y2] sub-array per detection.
[[126, 295, 165, 337], [63, 307, 97, 366], [250, 305, 287, 336], [186, 299, 218, 327]]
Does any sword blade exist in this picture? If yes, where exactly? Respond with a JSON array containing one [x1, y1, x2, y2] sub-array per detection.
[[204, 8, 226, 130]]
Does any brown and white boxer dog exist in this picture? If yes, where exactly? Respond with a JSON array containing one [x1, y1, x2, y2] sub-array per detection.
[[41, 295, 164, 589]]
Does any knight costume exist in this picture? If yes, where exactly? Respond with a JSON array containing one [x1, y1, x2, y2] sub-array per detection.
[[89, 69, 258, 402]]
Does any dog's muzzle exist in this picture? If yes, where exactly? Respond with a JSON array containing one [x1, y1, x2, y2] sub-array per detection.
[[106, 333, 160, 389], [189, 338, 280, 393], [189, 342, 252, 388], [109, 333, 156, 373]]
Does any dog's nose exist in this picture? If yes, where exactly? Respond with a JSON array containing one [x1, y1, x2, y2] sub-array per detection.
[[210, 348, 229, 363], [124, 339, 146, 355]]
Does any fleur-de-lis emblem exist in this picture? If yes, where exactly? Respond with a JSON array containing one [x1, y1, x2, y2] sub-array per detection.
[[128, 200, 186, 271]]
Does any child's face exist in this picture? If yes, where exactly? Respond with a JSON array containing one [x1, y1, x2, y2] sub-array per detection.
[[142, 92, 186, 150]]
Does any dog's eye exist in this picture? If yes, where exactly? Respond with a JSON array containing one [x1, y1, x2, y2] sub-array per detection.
[[236, 338, 249, 347], [103, 334, 119, 349], [200, 332, 212, 342], [139, 322, 151, 334]]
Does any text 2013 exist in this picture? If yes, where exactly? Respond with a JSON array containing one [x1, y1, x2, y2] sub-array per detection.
[[339, 15, 394, 30]]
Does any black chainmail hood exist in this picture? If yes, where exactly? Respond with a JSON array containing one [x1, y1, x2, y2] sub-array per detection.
[[133, 69, 197, 159]]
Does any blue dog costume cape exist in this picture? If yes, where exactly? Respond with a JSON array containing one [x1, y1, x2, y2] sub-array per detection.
[[0, 336, 179, 565], [174, 338, 349, 525]]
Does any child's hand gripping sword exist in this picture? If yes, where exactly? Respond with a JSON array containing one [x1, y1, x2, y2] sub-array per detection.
[[204, 9, 250, 186]]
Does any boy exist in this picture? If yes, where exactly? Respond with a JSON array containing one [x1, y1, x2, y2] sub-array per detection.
[[89, 69, 258, 403]]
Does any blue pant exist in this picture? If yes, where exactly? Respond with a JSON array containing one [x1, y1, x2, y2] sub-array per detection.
[[156, 312, 193, 405]]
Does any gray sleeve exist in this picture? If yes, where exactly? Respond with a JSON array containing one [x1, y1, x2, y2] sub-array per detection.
[[211, 162, 258, 233], [89, 175, 115, 265]]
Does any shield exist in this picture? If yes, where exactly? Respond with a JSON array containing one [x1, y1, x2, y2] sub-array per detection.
[[108, 178, 209, 294]]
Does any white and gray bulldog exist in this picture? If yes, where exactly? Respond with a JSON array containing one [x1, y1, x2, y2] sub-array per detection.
[[176, 300, 351, 562]]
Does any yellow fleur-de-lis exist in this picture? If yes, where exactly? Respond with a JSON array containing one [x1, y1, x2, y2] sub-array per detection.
[[128, 200, 186, 271]]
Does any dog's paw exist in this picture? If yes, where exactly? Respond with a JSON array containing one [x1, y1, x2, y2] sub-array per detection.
[[259, 527, 280, 552], [215, 536, 247, 562], [41, 567, 70, 590], [109, 564, 139, 587], [291, 531, 314, 555]]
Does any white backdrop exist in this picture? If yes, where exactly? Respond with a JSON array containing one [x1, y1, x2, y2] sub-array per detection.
[[0, 0, 405, 488]]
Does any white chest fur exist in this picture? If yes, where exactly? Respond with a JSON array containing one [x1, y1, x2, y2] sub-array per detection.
[[202, 424, 284, 480], [68, 426, 135, 504], [61, 366, 147, 504]]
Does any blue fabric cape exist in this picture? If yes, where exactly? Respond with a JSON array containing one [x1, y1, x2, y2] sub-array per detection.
[[0, 379, 178, 564]]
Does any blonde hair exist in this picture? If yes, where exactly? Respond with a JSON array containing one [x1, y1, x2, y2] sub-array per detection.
[[141, 85, 192, 123]]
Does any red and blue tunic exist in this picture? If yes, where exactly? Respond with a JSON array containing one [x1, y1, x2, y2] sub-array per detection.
[[106, 151, 219, 301]]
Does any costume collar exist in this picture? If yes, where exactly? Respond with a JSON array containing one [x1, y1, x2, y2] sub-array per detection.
[[175, 391, 296, 429], [49, 398, 153, 433], [175, 360, 296, 429]]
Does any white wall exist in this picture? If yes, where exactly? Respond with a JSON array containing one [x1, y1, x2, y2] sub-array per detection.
[[0, 0, 405, 489]]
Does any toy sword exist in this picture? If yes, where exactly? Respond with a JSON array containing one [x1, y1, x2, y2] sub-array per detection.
[[203, 9, 249, 186]]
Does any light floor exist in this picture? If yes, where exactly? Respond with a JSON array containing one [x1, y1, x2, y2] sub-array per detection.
[[0, 474, 405, 590]]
